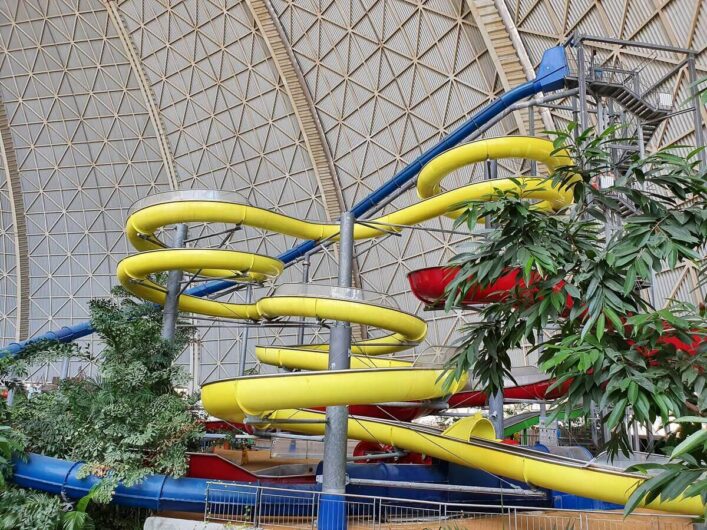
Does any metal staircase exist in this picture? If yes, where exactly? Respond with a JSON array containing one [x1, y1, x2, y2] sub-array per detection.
[[566, 66, 670, 143]]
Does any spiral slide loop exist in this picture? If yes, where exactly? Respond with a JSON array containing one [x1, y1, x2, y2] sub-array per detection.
[[117, 137, 701, 515], [118, 137, 571, 417]]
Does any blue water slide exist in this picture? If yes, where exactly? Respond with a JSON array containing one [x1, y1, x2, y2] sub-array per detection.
[[14, 453, 549, 514], [13, 453, 318, 513], [7, 47, 568, 512], [2, 46, 568, 358]]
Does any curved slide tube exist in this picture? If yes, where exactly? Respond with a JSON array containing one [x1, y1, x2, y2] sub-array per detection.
[[449, 379, 572, 409], [14, 136, 701, 514], [13, 453, 317, 513], [407, 266, 704, 356], [2, 46, 569, 357], [249, 408, 703, 514], [9, 137, 571, 513], [119, 137, 695, 515]]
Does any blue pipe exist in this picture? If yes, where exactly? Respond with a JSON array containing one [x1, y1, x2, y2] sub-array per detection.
[[2, 46, 568, 358], [13, 453, 318, 513]]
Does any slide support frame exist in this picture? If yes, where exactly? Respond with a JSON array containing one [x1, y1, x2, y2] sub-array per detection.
[[488, 391, 504, 438], [161, 224, 188, 341], [319, 212, 355, 529], [687, 53, 706, 170], [238, 284, 253, 376], [576, 44, 589, 130]]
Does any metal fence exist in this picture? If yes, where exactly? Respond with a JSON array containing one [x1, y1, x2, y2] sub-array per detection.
[[204, 481, 697, 530]]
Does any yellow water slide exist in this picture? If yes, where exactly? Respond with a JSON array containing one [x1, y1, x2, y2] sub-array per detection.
[[117, 136, 702, 515]]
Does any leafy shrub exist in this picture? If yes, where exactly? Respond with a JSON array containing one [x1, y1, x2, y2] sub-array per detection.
[[9, 292, 203, 503], [0, 488, 65, 530]]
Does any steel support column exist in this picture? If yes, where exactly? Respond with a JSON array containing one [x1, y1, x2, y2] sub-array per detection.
[[590, 401, 603, 449], [528, 105, 537, 175], [637, 123, 658, 307], [60, 358, 70, 380], [570, 94, 580, 143], [190, 333, 201, 395], [576, 44, 589, 130], [238, 284, 253, 376], [161, 224, 188, 341], [319, 212, 354, 530], [646, 422, 655, 453], [687, 54, 706, 170], [297, 256, 311, 346], [485, 159, 498, 180], [488, 391, 504, 439], [632, 418, 641, 452]]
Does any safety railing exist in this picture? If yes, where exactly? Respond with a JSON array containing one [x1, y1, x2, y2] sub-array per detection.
[[203, 481, 697, 529], [564, 46, 665, 112]]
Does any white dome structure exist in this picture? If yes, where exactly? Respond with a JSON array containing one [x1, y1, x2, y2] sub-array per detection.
[[0, 0, 704, 384]]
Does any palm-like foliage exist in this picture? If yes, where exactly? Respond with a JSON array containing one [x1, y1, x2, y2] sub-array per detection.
[[443, 125, 706, 497]]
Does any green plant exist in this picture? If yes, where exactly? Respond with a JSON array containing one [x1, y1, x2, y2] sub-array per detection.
[[0, 488, 65, 530], [0, 424, 24, 489], [8, 289, 203, 504], [60, 487, 99, 530], [442, 124, 706, 471], [0, 486, 97, 530], [442, 180, 601, 391], [0, 392, 25, 490], [625, 417, 707, 517], [82, 504, 146, 530]]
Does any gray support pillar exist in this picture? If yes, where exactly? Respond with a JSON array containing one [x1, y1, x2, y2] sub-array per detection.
[[539, 401, 547, 445], [237, 284, 253, 376], [687, 54, 706, 170], [485, 159, 498, 181], [484, 160, 498, 231], [538, 400, 559, 446], [481, 151, 505, 449], [571, 97, 579, 141], [6, 388, 14, 407], [637, 123, 646, 159], [632, 418, 641, 452], [161, 224, 188, 341], [322, 213, 354, 495], [60, 357, 70, 380], [646, 422, 655, 453], [528, 105, 537, 175], [602, 409, 611, 445], [576, 44, 589, 130], [297, 256, 311, 346], [488, 391, 504, 439], [190, 330, 201, 395], [637, 123, 657, 306], [596, 100, 604, 131], [590, 401, 603, 449]]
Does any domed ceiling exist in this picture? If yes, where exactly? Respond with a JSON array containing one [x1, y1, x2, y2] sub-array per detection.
[[0, 0, 704, 383]]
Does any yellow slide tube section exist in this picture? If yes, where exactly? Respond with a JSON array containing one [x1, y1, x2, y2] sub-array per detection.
[[253, 409, 702, 515], [255, 347, 412, 371], [119, 136, 701, 515], [417, 136, 572, 199]]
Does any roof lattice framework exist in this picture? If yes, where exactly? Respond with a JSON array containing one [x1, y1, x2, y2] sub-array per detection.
[[0, 0, 704, 382]]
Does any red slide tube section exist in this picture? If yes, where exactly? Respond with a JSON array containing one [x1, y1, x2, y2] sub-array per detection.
[[408, 266, 702, 356]]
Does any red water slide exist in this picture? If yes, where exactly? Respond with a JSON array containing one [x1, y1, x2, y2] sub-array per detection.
[[407, 265, 701, 353]]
